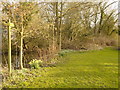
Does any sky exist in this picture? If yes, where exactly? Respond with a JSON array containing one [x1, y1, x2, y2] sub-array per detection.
[[0, 0, 118, 13], [108, 0, 118, 9]]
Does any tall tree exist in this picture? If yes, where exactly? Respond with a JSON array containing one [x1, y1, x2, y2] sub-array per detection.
[[59, 2, 63, 50]]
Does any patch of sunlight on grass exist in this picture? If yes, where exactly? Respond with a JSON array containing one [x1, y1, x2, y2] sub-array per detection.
[[101, 63, 118, 66]]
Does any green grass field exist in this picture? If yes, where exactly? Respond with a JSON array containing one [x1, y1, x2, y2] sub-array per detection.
[[3, 48, 118, 88]]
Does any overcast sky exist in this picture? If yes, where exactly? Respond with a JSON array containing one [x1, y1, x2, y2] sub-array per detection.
[[109, 0, 118, 9], [1, 0, 118, 11]]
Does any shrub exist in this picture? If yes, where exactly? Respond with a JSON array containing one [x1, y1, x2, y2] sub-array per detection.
[[29, 59, 43, 69]]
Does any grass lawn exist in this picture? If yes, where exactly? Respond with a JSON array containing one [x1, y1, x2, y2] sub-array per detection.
[[3, 48, 118, 88]]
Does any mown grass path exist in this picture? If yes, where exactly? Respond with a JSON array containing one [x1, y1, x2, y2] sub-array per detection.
[[3, 48, 118, 88]]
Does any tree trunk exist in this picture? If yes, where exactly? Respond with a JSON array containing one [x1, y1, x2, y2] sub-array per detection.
[[98, 9, 103, 34], [59, 2, 63, 51], [53, 25, 55, 52], [8, 19, 11, 74], [55, 2, 59, 46], [94, 12, 97, 35], [20, 16, 23, 69]]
